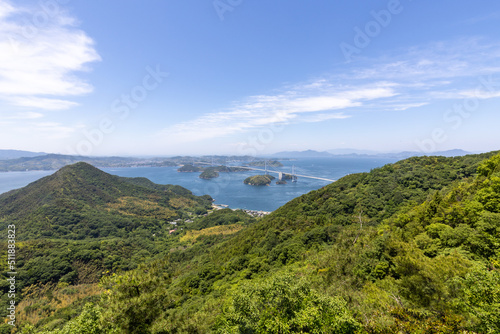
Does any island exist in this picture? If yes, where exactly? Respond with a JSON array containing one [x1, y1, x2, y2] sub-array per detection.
[[178, 165, 248, 178], [243, 174, 276, 186], [178, 164, 204, 172], [199, 168, 219, 179]]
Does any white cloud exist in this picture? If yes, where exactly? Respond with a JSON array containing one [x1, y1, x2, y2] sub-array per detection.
[[391, 103, 428, 111], [0, 1, 14, 19], [3, 111, 44, 119], [301, 113, 351, 123], [287, 96, 359, 112], [458, 89, 500, 100], [350, 38, 500, 83], [160, 82, 395, 142], [17, 121, 76, 140], [0, 0, 100, 110], [158, 38, 500, 146], [5, 96, 79, 110]]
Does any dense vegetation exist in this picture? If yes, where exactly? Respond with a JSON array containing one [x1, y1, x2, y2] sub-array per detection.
[[177, 164, 205, 172], [0, 162, 212, 240], [179, 165, 248, 178], [2, 152, 500, 333], [0, 163, 219, 332], [243, 174, 276, 186], [199, 168, 220, 179]]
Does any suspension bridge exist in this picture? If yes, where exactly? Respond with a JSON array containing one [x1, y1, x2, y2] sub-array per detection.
[[231, 166, 336, 182], [192, 160, 336, 183]]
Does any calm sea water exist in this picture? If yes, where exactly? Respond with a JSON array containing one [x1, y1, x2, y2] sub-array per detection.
[[0, 170, 55, 195], [0, 158, 398, 212]]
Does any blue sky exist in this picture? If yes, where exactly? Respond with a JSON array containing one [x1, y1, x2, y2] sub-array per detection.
[[1, 0, 500, 156]]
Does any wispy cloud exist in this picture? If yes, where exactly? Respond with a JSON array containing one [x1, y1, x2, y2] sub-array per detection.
[[159, 38, 500, 144], [5, 96, 79, 110], [11, 121, 77, 140], [2, 111, 44, 119], [350, 38, 500, 82], [0, 0, 100, 110], [160, 83, 396, 142], [301, 113, 351, 123], [462, 12, 500, 25]]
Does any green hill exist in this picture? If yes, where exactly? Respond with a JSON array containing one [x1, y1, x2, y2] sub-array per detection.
[[5, 152, 500, 334], [0, 163, 217, 330], [244, 174, 276, 185], [179, 165, 248, 178], [199, 167, 219, 179], [0, 162, 212, 240], [177, 164, 204, 172], [93, 152, 500, 333]]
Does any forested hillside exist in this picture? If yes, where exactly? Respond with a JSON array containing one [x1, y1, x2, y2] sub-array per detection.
[[0, 162, 212, 240], [0, 163, 218, 333], [2, 153, 500, 333]]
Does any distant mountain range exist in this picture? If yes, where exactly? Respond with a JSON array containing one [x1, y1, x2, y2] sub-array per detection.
[[0, 151, 260, 172], [0, 153, 151, 172], [270, 150, 334, 158], [270, 149, 472, 159], [0, 148, 475, 172], [326, 148, 378, 155], [0, 149, 46, 160]]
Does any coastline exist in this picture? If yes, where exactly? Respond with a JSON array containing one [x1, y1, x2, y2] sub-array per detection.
[[212, 203, 272, 218]]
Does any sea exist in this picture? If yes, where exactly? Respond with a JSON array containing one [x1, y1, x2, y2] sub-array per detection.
[[0, 157, 399, 212]]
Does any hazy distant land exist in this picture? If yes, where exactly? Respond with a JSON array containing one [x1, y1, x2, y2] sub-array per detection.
[[0, 149, 472, 172]]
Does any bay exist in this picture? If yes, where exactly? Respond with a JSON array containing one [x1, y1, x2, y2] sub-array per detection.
[[0, 157, 399, 212], [0, 170, 55, 195]]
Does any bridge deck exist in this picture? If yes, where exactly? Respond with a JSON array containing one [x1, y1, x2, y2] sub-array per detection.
[[232, 166, 336, 183], [189, 162, 336, 183]]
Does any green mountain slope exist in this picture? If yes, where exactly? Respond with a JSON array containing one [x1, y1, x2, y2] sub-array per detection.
[[0, 162, 212, 240], [7, 153, 500, 333], [0, 163, 218, 330], [93, 152, 500, 333]]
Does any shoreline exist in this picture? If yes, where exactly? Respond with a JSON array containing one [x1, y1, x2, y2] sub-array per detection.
[[212, 203, 272, 217]]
